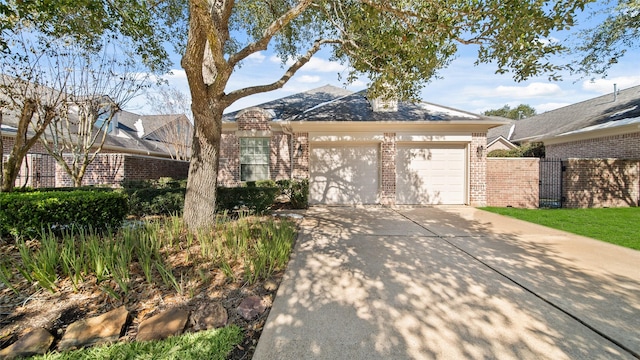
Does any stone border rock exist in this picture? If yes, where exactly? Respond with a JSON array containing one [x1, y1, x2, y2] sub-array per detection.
[[0, 295, 269, 359]]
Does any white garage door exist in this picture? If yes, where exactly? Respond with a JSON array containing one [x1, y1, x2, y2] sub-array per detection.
[[396, 144, 466, 205], [310, 144, 379, 205]]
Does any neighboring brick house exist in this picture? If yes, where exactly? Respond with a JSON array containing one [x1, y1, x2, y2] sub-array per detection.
[[1, 109, 192, 188], [490, 84, 640, 159], [486, 85, 640, 208], [221, 85, 506, 206]]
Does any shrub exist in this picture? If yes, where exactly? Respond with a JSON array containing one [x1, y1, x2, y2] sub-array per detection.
[[0, 190, 128, 237], [488, 142, 545, 158], [216, 186, 279, 215], [276, 179, 309, 209], [122, 178, 187, 217]]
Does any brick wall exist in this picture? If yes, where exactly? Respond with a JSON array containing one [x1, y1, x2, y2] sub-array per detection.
[[56, 154, 127, 187], [487, 158, 539, 208], [563, 158, 640, 208], [4, 151, 187, 188], [123, 155, 188, 182], [380, 133, 396, 205], [546, 132, 640, 159], [292, 132, 309, 180], [218, 132, 239, 187], [270, 133, 291, 181], [469, 133, 487, 206], [237, 108, 271, 131]]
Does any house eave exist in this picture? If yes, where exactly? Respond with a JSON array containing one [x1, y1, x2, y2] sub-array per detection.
[[100, 144, 174, 158], [224, 119, 505, 133]]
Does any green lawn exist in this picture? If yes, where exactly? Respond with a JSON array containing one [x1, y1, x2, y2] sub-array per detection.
[[481, 207, 640, 251], [33, 326, 243, 360]]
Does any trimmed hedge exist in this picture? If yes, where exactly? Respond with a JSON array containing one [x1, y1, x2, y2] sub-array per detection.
[[217, 180, 280, 214], [0, 190, 128, 237], [122, 178, 187, 217]]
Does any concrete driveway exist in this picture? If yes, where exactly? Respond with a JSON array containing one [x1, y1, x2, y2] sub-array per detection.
[[254, 206, 640, 359]]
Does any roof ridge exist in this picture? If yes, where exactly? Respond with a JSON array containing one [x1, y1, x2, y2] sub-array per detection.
[[540, 84, 640, 115]]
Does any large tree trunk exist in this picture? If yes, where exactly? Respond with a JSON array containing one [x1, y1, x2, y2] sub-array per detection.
[[182, 100, 224, 230]]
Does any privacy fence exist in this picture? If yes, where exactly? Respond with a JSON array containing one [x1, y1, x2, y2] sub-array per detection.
[[487, 158, 640, 208]]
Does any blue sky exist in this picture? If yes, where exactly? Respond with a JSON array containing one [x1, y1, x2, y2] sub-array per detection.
[[129, 3, 640, 116]]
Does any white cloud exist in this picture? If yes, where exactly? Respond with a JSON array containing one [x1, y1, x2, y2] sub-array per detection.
[[494, 82, 562, 98], [246, 52, 266, 62], [581, 76, 640, 94], [269, 55, 346, 73], [296, 75, 321, 84], [301, 57, 347, 73]]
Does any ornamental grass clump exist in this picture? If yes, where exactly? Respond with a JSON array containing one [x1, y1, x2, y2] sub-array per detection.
[[0, 214, 296, 298]]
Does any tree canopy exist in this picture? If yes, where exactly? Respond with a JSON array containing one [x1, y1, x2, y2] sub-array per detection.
[[0, 0, 186, 73], [483, 104, 537, 120], [573, 0, 640, 76]]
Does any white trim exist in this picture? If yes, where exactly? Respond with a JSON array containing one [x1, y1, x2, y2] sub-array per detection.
[[396, 132, 472, 142], [310, 132, 385, 143]]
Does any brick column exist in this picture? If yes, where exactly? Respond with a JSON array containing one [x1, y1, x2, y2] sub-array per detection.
[[292, 132, 309, 180], [380, 132, 396, 205], [469, 132, 487, 206]]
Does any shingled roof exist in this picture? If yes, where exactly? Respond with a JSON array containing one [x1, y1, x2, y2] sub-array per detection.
[[506, 85, 640, 143], [223, 85, 353, 121], [224, 85, 497, 123]]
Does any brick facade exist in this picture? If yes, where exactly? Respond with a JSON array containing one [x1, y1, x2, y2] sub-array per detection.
[[546, 132, 640, 159], [291, 133, 309, 180], [487, 158, 539, 208], [563, 158, 640, 208], [469, 133, 487, 206], [218, 132, 239, 187], [380, 133, 396, 205], [270, 133, 291, 181]]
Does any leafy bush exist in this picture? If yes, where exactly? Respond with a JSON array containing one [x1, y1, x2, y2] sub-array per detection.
[[0, 190, 128, 237], [488, 142, 545, 158], [276, 179, 309, 209], [122, 178, 187, 216], [217, 186, 279, 214]]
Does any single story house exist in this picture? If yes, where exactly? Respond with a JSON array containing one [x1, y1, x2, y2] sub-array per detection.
[[491, 84, 640, 159], [221, 85, 507, 206]]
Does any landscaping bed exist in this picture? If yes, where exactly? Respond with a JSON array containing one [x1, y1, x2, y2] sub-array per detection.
[[0, 214, 300, 359]]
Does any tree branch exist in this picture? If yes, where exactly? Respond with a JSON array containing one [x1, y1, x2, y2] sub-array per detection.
[[227, 0, 314, 68], [224, 38, 340, 107]]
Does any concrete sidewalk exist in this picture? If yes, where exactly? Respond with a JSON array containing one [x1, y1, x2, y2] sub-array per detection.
[[254, 207, 640, 359]]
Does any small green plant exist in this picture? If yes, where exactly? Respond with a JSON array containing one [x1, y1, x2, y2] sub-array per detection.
[[1, 210, 296, 300], [0, 258, 17, 294], [31, 325, 243, 360], [60, 230, 86, 291]]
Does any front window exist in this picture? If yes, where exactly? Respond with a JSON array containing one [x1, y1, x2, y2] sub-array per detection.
[[240, 137, 269, 181]]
